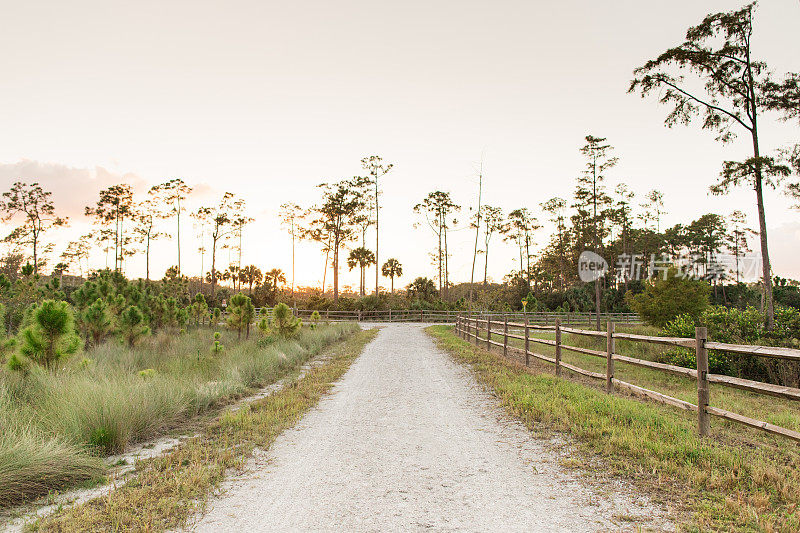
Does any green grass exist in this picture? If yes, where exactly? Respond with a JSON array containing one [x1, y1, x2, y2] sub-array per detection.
[[493, 323, 800, 432], [29, 327, 378, 532], [428, 325, 800, 532], [0, 323, 358, 507]]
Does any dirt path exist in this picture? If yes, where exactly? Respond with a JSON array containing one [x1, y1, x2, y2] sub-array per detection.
[[190, 324, 671, 532]]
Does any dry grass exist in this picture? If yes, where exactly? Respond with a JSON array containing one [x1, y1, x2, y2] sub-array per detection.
[[27, 328, 377, 532], [429, 325, 800, 532]]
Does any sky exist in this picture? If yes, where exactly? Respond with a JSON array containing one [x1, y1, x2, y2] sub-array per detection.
[[0, 0, 798, 291]]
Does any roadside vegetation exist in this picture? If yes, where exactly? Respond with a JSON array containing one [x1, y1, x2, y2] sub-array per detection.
[[428, 325, 800, 532], [28, 328, 377, 532], [0, 302, 357, 507]]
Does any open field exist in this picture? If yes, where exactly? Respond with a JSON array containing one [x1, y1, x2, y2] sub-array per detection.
[[428, 325, 800, 532], [0, 322, 358, 508]]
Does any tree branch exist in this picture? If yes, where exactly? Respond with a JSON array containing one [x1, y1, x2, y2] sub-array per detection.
[[657, 78, 752, 131]]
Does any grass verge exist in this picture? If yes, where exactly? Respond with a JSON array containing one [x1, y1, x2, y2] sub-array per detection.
[[512, 324, 800, 432], [427, 325, 800, 533], [28, 327, 377, 532]]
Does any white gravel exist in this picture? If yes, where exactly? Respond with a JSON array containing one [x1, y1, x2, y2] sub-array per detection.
[[190, 324, 672, 532]]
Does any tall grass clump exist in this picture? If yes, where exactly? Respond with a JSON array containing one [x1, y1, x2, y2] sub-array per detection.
[[0, 387, 104, 506]]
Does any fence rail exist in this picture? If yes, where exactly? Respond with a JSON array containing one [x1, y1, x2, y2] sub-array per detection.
[[251, 308, 640, 325], [455, 315, 800, 443]]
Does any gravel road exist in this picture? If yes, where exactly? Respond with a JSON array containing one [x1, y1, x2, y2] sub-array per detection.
[[190, 324, 671, 532]]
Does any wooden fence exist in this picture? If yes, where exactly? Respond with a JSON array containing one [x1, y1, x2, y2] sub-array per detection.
[[455, 315, 800, 443], [251, 308, 640, 325]]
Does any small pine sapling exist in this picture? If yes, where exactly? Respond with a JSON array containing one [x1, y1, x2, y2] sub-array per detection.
[[82, 298, 114, 346], [310, 310, 321, 330], [118, 305, 150, 348], [226, 293, 255, 339], [271, 303, 302, 338], [211, 331, 224, 354], [17, 300, 82, 369]]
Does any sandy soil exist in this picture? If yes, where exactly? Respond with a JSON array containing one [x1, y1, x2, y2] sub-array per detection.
[[190, 324, 673, 532]]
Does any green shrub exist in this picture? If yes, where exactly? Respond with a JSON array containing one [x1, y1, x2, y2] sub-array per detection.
[[271, 303, 302, 339], [626, 269, 710, 327], [191, 294, 209, 326], [138, 368, 156, 379], [6, 352, 27, 372], [82, 298, 114, 346], [211, 331, 224, 354], [257, 317, 270, 336], [118, 305, 150, 348], [663, 305, 800, 384], [227, 293, 255, 339], [18, 300, 82, 369]]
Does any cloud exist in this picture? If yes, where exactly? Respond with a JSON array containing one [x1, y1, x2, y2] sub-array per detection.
[[0, 160, 149, 219]]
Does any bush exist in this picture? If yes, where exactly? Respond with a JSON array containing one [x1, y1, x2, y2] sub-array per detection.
[[17, 300, 82, 369], [227, 293, 255, 339], [118, 305, 150, 348], [662, 305, 800, 385], [626, 269, 710, 327], [211, 331, 224, 354], [191, 293, 209, 326], [82, 298, 113, 346]]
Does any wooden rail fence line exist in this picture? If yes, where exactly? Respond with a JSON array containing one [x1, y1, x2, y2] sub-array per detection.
[[454, 315, 800, 443], [249, 308, 641, 325]]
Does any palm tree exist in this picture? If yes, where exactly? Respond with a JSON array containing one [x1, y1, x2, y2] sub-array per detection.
[[347, 247, 376, 297], [263, 268, 286, 303], [240, 264, 263, 293], [381, 258, 402, 293]]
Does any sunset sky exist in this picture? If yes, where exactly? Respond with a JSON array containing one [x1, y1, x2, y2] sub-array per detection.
[[0, 0, 798, 290]]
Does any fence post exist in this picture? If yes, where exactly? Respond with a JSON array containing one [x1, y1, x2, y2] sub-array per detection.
[[486, 316, 492, 350], [503, 316, 508, 357], [606, 321, 615, 393], [389, 309, 392, 322], [696, 326, 710, 437], [524, 316, 530, 366], [555, 318, 562, 377]]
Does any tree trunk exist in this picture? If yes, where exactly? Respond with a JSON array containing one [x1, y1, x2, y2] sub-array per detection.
[[32, 225, 38, 275], [177, 197, 181, 274], [437, 221, 443, 292], [210, 236, 218, 299], [595, 278, 601, 331], [444, 225, 449, 298], [333, 236, 340, 302], [752, 137, 774, 329], [469, 170, 482, 305], [146, 233, 151, 282], [291, 224, 295, 298], [484, 239, 489, 286], [375, 180, 380, 296]]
